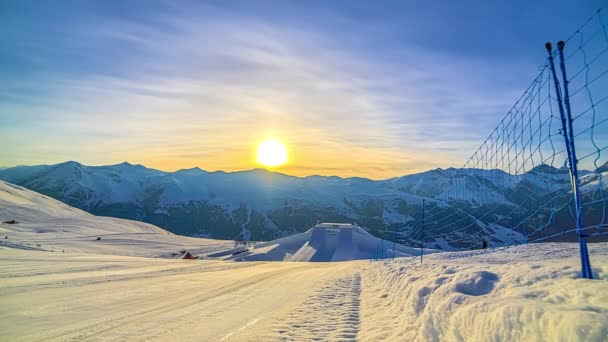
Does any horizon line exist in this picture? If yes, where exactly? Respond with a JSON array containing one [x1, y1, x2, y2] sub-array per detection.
[[0, 160, 591, 182]]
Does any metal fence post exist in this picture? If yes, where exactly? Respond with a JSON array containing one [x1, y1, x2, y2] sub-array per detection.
[[545, 41, 594, 279], [420, 199, 425, 263], [392, 225, 396, 261]]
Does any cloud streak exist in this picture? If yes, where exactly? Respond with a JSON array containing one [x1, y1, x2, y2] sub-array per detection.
[[0, 0, 599, 178]]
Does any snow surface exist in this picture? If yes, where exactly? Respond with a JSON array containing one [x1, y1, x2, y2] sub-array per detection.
[[359, 243, 608, 341], [1, 180, 607, 341], [0, 180, 233, 257], [0, 243, 606, 341]]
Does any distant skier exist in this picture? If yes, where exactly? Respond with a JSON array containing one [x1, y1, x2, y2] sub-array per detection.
[[482, 240, 488, 249]]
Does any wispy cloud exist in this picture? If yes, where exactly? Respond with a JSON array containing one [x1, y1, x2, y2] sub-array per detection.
[[1, 0, 596, 178]]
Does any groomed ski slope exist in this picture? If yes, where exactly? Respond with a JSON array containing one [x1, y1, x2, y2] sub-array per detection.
[[0, 243, 606, 341]]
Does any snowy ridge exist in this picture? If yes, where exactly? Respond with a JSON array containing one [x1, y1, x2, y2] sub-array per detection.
[[1, 161, 606, 247]]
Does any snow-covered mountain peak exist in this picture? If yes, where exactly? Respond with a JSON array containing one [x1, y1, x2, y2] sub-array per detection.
[[1, 162, 605, 245]]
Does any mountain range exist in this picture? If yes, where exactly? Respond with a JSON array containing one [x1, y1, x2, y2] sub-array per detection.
[[1, 161, 606, 249]]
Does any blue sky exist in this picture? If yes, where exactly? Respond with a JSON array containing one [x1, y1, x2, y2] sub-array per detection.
[[0, 0, 604, 178]]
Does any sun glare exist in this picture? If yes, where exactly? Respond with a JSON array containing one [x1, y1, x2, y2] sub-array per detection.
[[257, 139, 288, 167]]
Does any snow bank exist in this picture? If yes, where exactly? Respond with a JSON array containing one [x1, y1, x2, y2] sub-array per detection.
[[359, 243, 608, 341]]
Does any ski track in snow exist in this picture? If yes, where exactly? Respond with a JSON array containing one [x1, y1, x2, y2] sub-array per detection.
[[220, 316, 263, 341], [265, 273, 362, 341], [0, 249, 360, 342], [49, 265, 321, 341]]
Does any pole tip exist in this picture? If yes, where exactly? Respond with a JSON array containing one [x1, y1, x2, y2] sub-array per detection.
[[545, 42, 552, 52], [557, 40, 565, 50]]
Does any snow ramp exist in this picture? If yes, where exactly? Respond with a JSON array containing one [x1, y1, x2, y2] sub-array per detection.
[[211, 223, 423, 262]]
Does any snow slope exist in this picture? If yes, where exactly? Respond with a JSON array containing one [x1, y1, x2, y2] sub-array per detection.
[[0, 243, 605, 341], [0, 180, 233, 257]]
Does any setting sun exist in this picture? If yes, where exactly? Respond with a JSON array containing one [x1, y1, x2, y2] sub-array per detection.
[[256, 139, 288, 167]]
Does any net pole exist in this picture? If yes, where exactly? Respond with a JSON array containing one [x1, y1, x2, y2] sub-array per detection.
[[420, 199, 425, 263], [392, 225, 396, 261], [556, 40, 594, 279], [546, 41, 594, 279]]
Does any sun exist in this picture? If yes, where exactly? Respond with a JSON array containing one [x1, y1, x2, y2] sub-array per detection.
[[257, 138, 288, 167]]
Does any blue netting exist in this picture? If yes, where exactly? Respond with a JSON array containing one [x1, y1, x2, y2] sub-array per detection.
[[395, 9, 608, 258]]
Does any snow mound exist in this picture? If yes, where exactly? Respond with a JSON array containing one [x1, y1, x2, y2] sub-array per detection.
[[453, 271, 499, 296], [210, 222, 425, 262]]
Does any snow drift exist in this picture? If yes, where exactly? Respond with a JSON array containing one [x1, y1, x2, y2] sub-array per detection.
[[358, 243, 608, 341]]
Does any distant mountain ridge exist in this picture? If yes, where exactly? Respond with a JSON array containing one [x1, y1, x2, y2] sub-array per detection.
[[1, 161, 606, 248]]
